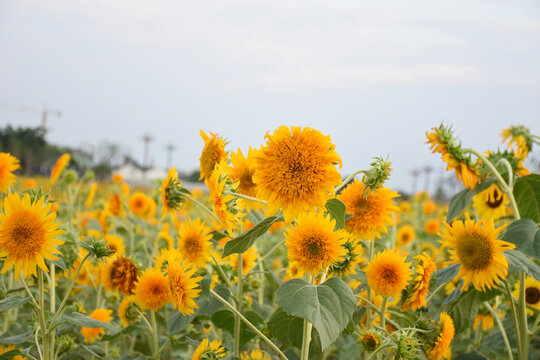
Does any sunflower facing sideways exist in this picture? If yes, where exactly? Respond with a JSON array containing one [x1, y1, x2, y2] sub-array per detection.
[[207, 160, 240, 235], [230, 147, 261, 211], [513, 277, 540, 313], [427, 312, 455, 360], [0, 152, 20, 193], [159, 167, 184, 219], [167, 261, 203, 316], [472, 183, 509, 219], [251, 126, 342, 222], [0, 193, 64, 278], [440, 213, 514, 291], [50, 153, 71, 183], [199, 130, 227, 182], [192, 339, 226, 360]]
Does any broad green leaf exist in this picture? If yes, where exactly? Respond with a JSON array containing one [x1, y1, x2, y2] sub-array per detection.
[[277, 277, 356, 350], [504, 218, 540, 260], [101, 325, 138, 341], [211, 310, 264, 347], [0, 331, 33, 344], [65, 312, 116, 331], [210, 230, 229, 241], [0, 295, 31, 312], [0, 349, 22, 359], [446, 179, 496, 222], [505, 249, 540, 281], [198, 284, 230, 316], [80, 344, 105, 358], [442, 290, 480, 333], [267, 307, 322, 353], [434, 264, 460, 286], [223, 212, 283, 256], [325, 198, 347, 230], [168, 312, 195, 336], [513, 174, 540, 222], [51, 257, 67, 271], [454, 353, 488, 360]]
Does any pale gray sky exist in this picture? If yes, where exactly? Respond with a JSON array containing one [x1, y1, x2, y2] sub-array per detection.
[[1, 0, 539, 192]]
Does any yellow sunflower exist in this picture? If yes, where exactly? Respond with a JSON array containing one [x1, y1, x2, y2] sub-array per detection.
[[360, 331, 380, 351], [167, 262, 203, 315], [0, 344, 27, 360], [397, 225, 415, 247], [23, 178, 37, 189], [0, 153, 20, 192], [230, 147, 260, 211], [81, 308, 112, 343], [107, 193, 124, 217], [153, 248, 182, 273], [440, 213, 514, 291], [50, 153, 71, 183], [199, 130, 227, 181], [251, 126, 342, 223], [402, 252, 436, 311], [177, 218, 213, 268], [513, 277, 540, 313], [159, 167, 184, 219], [118, 295, 142, 327], [365, 249, 411, 298], [285, 212, 347, 275], [85, 182, 98, 208], [241, 349, 271, 360], [474, 312, 495, 331], [501, 125, 532, 160], [423, 200, 437, 215], [338, 180, 399, 241], [472, 183, 509, 219], [110, 257, 139, 295], [129, 192, 150, 217], [428, 312, 454, 360], [112, 172, 124, 183], [425, 219, 440, 235], [207, 160, 240, 235], [0, 193, 64, 278], [103, 234, 125, 259], [284, 260, 306, 281], [135, 268, 171, 311], [192, 339, 226, 360]]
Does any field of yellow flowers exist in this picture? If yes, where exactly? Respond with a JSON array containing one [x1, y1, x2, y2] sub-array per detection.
[[0, 124, 539, 360]]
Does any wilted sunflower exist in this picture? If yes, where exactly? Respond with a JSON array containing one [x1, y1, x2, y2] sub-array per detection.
[[230, 147, 260, 211], [474, 311, 495, 331], [177, 218, 213, 268], [167, 261, 203, 315], [360, 331, 380, 351], [0, 153, 20, 193], [159, 167, 185, 219], [0, 193, 64, 278], [118, 295, 142, 327], [472, 183, 509, 219], [199, 130, 227, 181], [285, 212, 347, 275], [252, 126, 342, 222], [207, 160, 240, 235], [81, 308, 112, 343], [338, 180, 399, 241], [397, 225, 415, 247], [441, 213, 514, 291], [501, 125, 533, 160], [365, 249, 411, 298], [402, 252, 436, 311], [50, 153, 71, 183], [192, 339, 226, 360], [135, 268, 171, 311], [427, 312, 455, 360], [513, 277, 540, 313], [241, 349, 271, 360], [110, 257, 139, 295], [129, 192, 150, 217]]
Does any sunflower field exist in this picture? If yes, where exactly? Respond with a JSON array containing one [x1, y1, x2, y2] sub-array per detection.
[[0, 124, 539, 360]]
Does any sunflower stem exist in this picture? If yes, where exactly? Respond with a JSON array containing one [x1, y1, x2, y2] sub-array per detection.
[[210, 253, 237, 303], [246, 239, 286, 278], [49, 264, 56, 360], [150, 310, 159, 360], [225, 191, 267, 205], [336, 169, 368, 193], [366, 342, 392, 360], [425, 281, 449, 306], [300, 273, 314, 360], [366, 240, 375, 329], [209, 289, 288, 360], [182, 193, 222, 224], [380, 297, 387, 330], [519, 271, 529, 360], [234, 253, 243, 357], [504, 279, 522, 359], [496, 158, 514, 188], [484, 301, 513, 360], [21, 275, 40, 311], [38, 270, 50, 360]]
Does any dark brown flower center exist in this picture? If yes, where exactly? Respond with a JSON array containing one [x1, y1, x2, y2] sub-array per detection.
[[486, 189, 504, 208], [526, 287, 540, 305], [457, 232, 493, 270]]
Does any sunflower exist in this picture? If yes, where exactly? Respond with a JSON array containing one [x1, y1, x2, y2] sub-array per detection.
[[81, 308, 112, 343], [129, 192, 150, 217], [425, 219, 440, 235], [207, 160, 240, 235], [108, 193, 124, 217], [177, 218, 213, 268], [23, 178, 37, 189], [397, 225, 415, 247], [135, 268, 171, 311], [472, 183, 509, 219], [0, 344, 27, 360], [251, 126, 342, 222], [428, 312, 455, 360], [0, 193, 64, 278], [241, 349, 271, 360], [155, 223, 175, 250], [501, 125, 533, 160], [0, 153, 20, 192], [473, 312, 495, 331], [402, 252, 436, 311], [230, 147, 261, 211], [103, 234, 125, 259], [112, 172, 124, 183], [284, 260, 305, 281], [50, 153, 71, 183], [513, 277, 540, 313], [192, 339, 226, 360], [85, 182, 98, 208], [285, 212, 347, 275], [328, 236, 363, 278], [423, 200, 437, 215], [153, 248, 182, 273], [110, 257, 139, 295], [118, 295, 142, 327], [361, 331, 381, 351], [167, 261, 203, 315], [199, 130, 228, 182], [365, 249, 411, 298], [338, 180, 399, 241], [159, 167, 185, 219], [440, 213, 514, 291]]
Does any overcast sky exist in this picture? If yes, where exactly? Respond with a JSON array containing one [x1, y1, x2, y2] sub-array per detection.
[[1, 0, 539, 192]]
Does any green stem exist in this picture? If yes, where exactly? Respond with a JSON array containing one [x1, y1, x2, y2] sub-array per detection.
[[504, 279, 522, 358], [519, 271, 529, 360], [366, 240, 375, 329], [300, 273, 314, 360], [336, 170, 367, 193], [49, 264, 56, 360], [209, 289, 288, 360], [38, 270, 50, 360], [182, 193, 221, 224], [225, 191, 267, 205], [150, 311, 159, 360], [496, 158, 514, 188], [484, 301, 513, 360], [380, 297, 388, 330], [366, 343, 392, 360], [234, 254, 243, 357], [210, 254, 236, 302], [245, 239, 286, 277], [21, 276, 40, 310], [425, 281, 449, 305]]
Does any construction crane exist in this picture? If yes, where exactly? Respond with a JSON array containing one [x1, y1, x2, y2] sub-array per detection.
[[0, 104, 62, 133]]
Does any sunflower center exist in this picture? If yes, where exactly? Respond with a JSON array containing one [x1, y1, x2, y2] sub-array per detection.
[[3, 210, 46, 256], [456, 232, 493, 270], [401, 233, 410, 243], [304, 236, 324, 257], [184, 236, 201, 253], [526, 287, 540, 305], [238, 170, 256, 193], [486, 189, 503, 208]]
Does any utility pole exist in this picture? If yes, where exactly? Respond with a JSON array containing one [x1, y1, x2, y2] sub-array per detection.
[[411, 168, 421, 195], [165, 143, 175, 169], [423, 165, 433, 193], [141, 132, 154, 169]]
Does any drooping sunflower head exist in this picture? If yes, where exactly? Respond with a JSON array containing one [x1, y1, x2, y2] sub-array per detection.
[[360, 331, 381, 351], [338, 179, 399, 241], [473, 311, 495, 331], [427, 312, 455, 360], [285, 211, 347, 274], [50, 153, 71, 183], [365, 249, 411, 298], [402, 252, 437, 311], [441, 213, 515, 292], [118, 295, 143, 327], [81, 308, 112, 344], [159, 167, 185, 219], [240, 349, 272, 360], [230, 147, 261, 211], [0, 193, 64, 278], [513, 277, 540, 312], [480, 150, 530, 180], [252, 126, 342, 222], [129, 192, 150, 217], [397, 225, 415, 247], [167, 261, 203, 315], [192, 338, 227, 360], [207, 160, 240, 235], [110, 256, 139, 295], [199, 130, 228, 182], [328, 235, 363, 278], [501, 125, 533, 160], [177, 217, 213, 268], [472, 183, 509, 219], [0, 152, 20, 193], [135, 267, 171, 311]]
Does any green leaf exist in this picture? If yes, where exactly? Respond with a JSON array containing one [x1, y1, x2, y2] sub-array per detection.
[[446, 179, 496, 222], [0, 331, 33, 345], [277, 277, 356, 350], [504, 218, 540, 260], [168, 312, 195, 336], [223, 212, 283, 256], [505, 249, 540, 281], [198, 284, 230, 316], [101, 325, 138, 341], [434, 264, 460, 286], [325, 198, 347, 230], [513, 174, 540, 222], [211, 310, 264, 347], [267, 307, 322, 353], [65, 312, 116, 331], [51, 257, 67, 271], [0, 349, 22, 359], [80, 344, 105, 358], [0, 295, 31, 312], [442, 290, 481, 333], [454, 353, 488, 360]]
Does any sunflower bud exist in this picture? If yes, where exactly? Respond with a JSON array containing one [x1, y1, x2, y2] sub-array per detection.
[[363, 156, 392, 192], [62, 169, 78, 184], [84, 237, 113, 260], [56, 335, 76, 354], [395, 330, 422, 359]]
